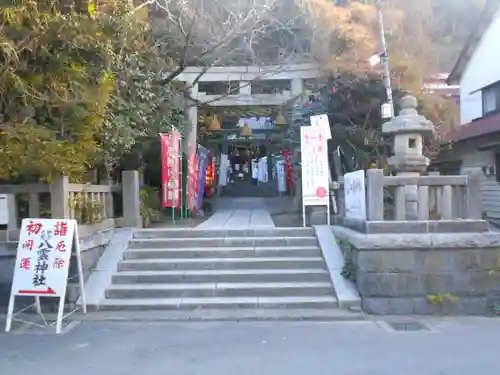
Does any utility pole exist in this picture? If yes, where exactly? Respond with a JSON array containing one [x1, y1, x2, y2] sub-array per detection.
[[376, 1, 394, 119]]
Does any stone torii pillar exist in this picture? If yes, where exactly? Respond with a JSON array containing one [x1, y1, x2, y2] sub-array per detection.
[[382, 95, 435, 220]]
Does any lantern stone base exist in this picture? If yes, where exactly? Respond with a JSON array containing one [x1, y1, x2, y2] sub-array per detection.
[[305, 206, 330, 226], [332, 225, 500, 315]]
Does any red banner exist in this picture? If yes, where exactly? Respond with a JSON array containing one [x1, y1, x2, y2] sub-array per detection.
[[160, 131, 181, 208], [282, 150, 294, 192], [187, 143, 199, 212], [205, 156, 216, 187]]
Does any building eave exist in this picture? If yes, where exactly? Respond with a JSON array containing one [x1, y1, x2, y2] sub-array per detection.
[[447, 0, 500, 85]]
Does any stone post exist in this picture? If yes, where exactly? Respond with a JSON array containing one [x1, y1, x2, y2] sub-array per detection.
[[6, 194, 18, 230], [382, 96, 435, 220], [465, 168, 483, 220], [50, 175, 70, 219], [366, 169, 384, 221], [122, 170, 142, 228], [28, 193, 41, 218], [239, 81, 251, 95], [184, 82, 198, 154], [291, 78, 303, 97], [428, 171, 441, 216], [101, 176, 114, 220]]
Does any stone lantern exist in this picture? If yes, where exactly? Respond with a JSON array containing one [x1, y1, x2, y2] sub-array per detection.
[[382, 95, 435, 219]]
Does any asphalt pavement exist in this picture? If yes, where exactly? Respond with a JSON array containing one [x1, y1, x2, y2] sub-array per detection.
[[1, 317, 499, 375]]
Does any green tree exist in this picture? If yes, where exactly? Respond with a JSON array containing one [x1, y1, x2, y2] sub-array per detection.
[[0, 0, 185, 181]]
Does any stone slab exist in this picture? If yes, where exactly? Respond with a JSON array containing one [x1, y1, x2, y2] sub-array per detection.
[[196, 209, 233, 229], [314, 225, 360, 309], [362, 296, 491, 315], [78, 228, 133, 309], [7, 308, 366, 322], [338, 218, 489, 234], [133, 227, 315, 238], [95, 295, 338, 311], [331, 225, 500, 250], [196, 208, 275, 230]]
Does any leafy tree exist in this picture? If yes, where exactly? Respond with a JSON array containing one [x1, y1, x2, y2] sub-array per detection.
[[0, 0, 185, 181], [293, 0, 464, 166]]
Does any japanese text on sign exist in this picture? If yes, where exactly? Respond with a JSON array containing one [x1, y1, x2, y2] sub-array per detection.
[[344, 170, 367, 220], [11, 219, 76, 297], [160, 131, 182, 208], [310, 114, 332, 140], [300, 126, 329, 206]]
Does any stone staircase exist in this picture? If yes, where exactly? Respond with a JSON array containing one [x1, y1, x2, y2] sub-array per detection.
[[97, 228, 349, 320]]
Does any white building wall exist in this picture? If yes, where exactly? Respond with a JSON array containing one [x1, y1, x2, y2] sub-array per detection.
[[459, 9, 500, 124]]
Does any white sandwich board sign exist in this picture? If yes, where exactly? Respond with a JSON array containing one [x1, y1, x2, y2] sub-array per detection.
[[5, 218, 86, 334], [300, 126, 330, 226]]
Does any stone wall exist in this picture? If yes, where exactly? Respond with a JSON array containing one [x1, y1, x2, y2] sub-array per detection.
[[333, 226, 500, 315], [0, 229, 114, 310]]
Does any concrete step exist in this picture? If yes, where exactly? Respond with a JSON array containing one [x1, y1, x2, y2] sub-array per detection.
[[127, 237, 318, 249], [72, 309, 365, 322], [95, 296, 338, 311], [122, 246, 321, 260], [133, 228, 315, 239], [118, 257, 326, 271], [106, 282, 333, 299], [112, 269, 331, 284]]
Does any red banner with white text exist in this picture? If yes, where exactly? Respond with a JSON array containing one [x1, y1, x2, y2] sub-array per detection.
[[187, 142, 199, 212], [282, 150, 294, 192], [160, 132, 181, 208]]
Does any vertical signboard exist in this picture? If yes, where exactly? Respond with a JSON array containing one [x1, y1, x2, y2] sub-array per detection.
[[300, 126, 330, 226], [160, 131, 182, 208], [310, 114, 332, 139], [344, 170, 367, 220], [277, 160, 286, 194]]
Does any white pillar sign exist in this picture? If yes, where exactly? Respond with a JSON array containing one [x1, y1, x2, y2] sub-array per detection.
[[300, 126, 330, 226], [344, 170, 367, 220], [5, 218, 86, 334]]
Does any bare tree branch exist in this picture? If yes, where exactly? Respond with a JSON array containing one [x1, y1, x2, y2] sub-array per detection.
[[149, 0, 308, 87]]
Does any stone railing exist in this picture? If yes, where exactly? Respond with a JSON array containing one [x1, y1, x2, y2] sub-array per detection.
[[0, 170, 141, 241], [334, 168, 487, 233]]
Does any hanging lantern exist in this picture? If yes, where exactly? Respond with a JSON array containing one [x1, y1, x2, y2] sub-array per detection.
[[240, 123, 252, 137], [275, 111, 287, 127], [208, 115, 221, 132]]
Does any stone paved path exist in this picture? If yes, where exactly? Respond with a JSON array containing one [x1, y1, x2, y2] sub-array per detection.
[[196, 198, 275, 229]]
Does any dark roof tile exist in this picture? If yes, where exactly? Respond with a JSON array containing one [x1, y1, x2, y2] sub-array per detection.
[[445, 112, 500, 142]]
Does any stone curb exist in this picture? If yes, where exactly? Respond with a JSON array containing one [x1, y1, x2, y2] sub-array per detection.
[[76, 228, 133, 309], [331, 225, 500, 250], [314, 225, 361, 309]]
